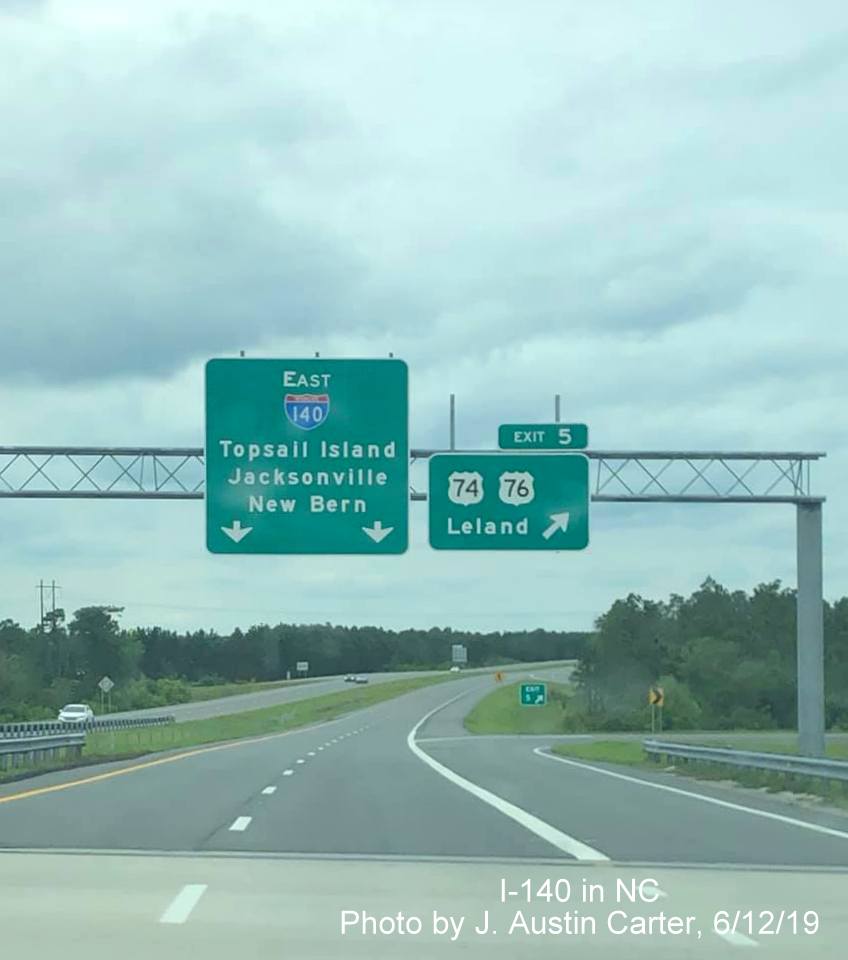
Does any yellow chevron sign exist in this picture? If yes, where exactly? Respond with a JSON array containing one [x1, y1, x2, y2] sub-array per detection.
[[648, 686, 664, 707]]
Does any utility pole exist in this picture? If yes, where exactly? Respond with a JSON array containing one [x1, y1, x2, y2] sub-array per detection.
[[37, 579, 45, 631]]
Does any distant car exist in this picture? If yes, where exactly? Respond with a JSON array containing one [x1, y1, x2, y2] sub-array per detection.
[[57, 703, 94, 723], [353, 675, 368, 684], [344, 674, 355, 682], [450, 666, 461, 672]]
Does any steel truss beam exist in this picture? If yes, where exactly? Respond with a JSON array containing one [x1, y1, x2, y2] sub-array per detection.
[[0, 444, 827, 757], [0, 447, 824, 503]]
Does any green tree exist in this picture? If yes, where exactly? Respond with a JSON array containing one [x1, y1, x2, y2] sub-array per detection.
[[68, 606, 141, 694]]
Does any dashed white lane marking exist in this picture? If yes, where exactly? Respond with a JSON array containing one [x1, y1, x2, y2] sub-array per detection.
[[307, 751, 316, 756], [317, 746, 324, 751], [160, 884, 208, 924], [261, 786, 276, 795], [534, 749, 848, 842], [407, 694, 608, 861], [716, 931, 760, 948], [229, 816, 252, 832], [296, 759, 305, 764], [282, 769, 294, 776]]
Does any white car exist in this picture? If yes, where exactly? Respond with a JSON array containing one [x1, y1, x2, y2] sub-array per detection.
[[343, 674, 356, 682], [450, 666, 461, 672], [57, 703, 94, 723], [353, 675, 369, 684]]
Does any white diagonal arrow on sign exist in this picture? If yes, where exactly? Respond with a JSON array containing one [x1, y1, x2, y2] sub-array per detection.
[[362, 520, 393, 543], [541, 511, 570, 540], [221, 520, 253, 543]]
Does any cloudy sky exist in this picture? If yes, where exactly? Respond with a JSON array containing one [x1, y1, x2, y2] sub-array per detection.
[[1, 0, 845, 635]]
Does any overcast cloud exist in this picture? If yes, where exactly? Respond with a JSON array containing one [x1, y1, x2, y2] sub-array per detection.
[[1, 0, 845, 634]]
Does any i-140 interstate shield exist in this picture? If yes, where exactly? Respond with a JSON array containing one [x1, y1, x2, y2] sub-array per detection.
[[205, 358, 408, 554]]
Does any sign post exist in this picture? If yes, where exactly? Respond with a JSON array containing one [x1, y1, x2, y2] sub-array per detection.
[[520, 682, 547, 706], [648, 685, 664, 733], [429, 453, 589, 551], [98, 675, 114, 715], [205, 358, 408, 554]]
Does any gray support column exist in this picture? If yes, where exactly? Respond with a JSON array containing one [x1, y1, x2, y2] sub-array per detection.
[[796, 502, 825, 756]]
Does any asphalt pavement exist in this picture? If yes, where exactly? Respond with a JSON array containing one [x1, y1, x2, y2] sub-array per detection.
[[3, 667, 848, 867], [2, 852, 845, 959], [2, 669, 848, 956], [106, 661, 576, 723]]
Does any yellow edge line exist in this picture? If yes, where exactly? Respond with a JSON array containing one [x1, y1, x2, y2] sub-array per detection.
[[0, 678, 448, 806], [0, 726, 312, 806]]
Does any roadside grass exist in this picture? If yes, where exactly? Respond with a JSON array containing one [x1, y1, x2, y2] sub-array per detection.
[[187, 677, 322, 702], [688, 735, 848, 761], [551, 740, 645, 766], [550, 740, 848, 809], [0, 673, 457, 783], [464, 681, 572, 734]]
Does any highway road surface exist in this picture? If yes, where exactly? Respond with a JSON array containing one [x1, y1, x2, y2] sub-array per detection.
[[2, 669, 846, 957], [104, 660, 577, 723]]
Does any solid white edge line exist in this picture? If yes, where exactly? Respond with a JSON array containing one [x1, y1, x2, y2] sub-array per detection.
[[534, 749, 848, 842], [159, 883, 208, 924], [261, 786, 276, 795], [407, 693, 609, 861], [229, 816, 252, 832]]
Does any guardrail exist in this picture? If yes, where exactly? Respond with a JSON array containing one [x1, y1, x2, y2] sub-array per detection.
[[644, 739, 848, 782], [0, 715, 175, 739], [0, 732, 85, 770]]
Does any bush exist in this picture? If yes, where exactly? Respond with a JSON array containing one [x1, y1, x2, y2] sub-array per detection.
[[109, 676, 192, 711], [654, 675, 703, 730], [724, 706, 776, 730], [559, 689, 647, 732], [195, 674, 226, 686]]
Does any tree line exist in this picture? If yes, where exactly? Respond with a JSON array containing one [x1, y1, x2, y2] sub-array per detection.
[[571, 577, 848, 730], [0, 607, 589, 720], [3, 576, 846, 729]]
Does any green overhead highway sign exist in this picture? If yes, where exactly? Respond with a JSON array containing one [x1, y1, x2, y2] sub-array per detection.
[[205, 358, 408, 554], [498, 422, 588, 450], [428, 453, 589, 551], [520, 682, 547, 706]]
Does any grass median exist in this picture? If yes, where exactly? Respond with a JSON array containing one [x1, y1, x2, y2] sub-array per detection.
[[0, 673, 457, 782], [187, 677, 323, 701], [464, 681, 572, 734]]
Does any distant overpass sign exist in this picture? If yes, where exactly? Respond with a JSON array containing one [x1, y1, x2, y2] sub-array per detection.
[[205, 358, 408, 554], [428, 453, 589, 550], [498, 423, 588, 450], [520, 682, 547, 706]]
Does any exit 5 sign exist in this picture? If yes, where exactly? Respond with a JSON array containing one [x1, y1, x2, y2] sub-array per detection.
[[498, 423, 588, 450]]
